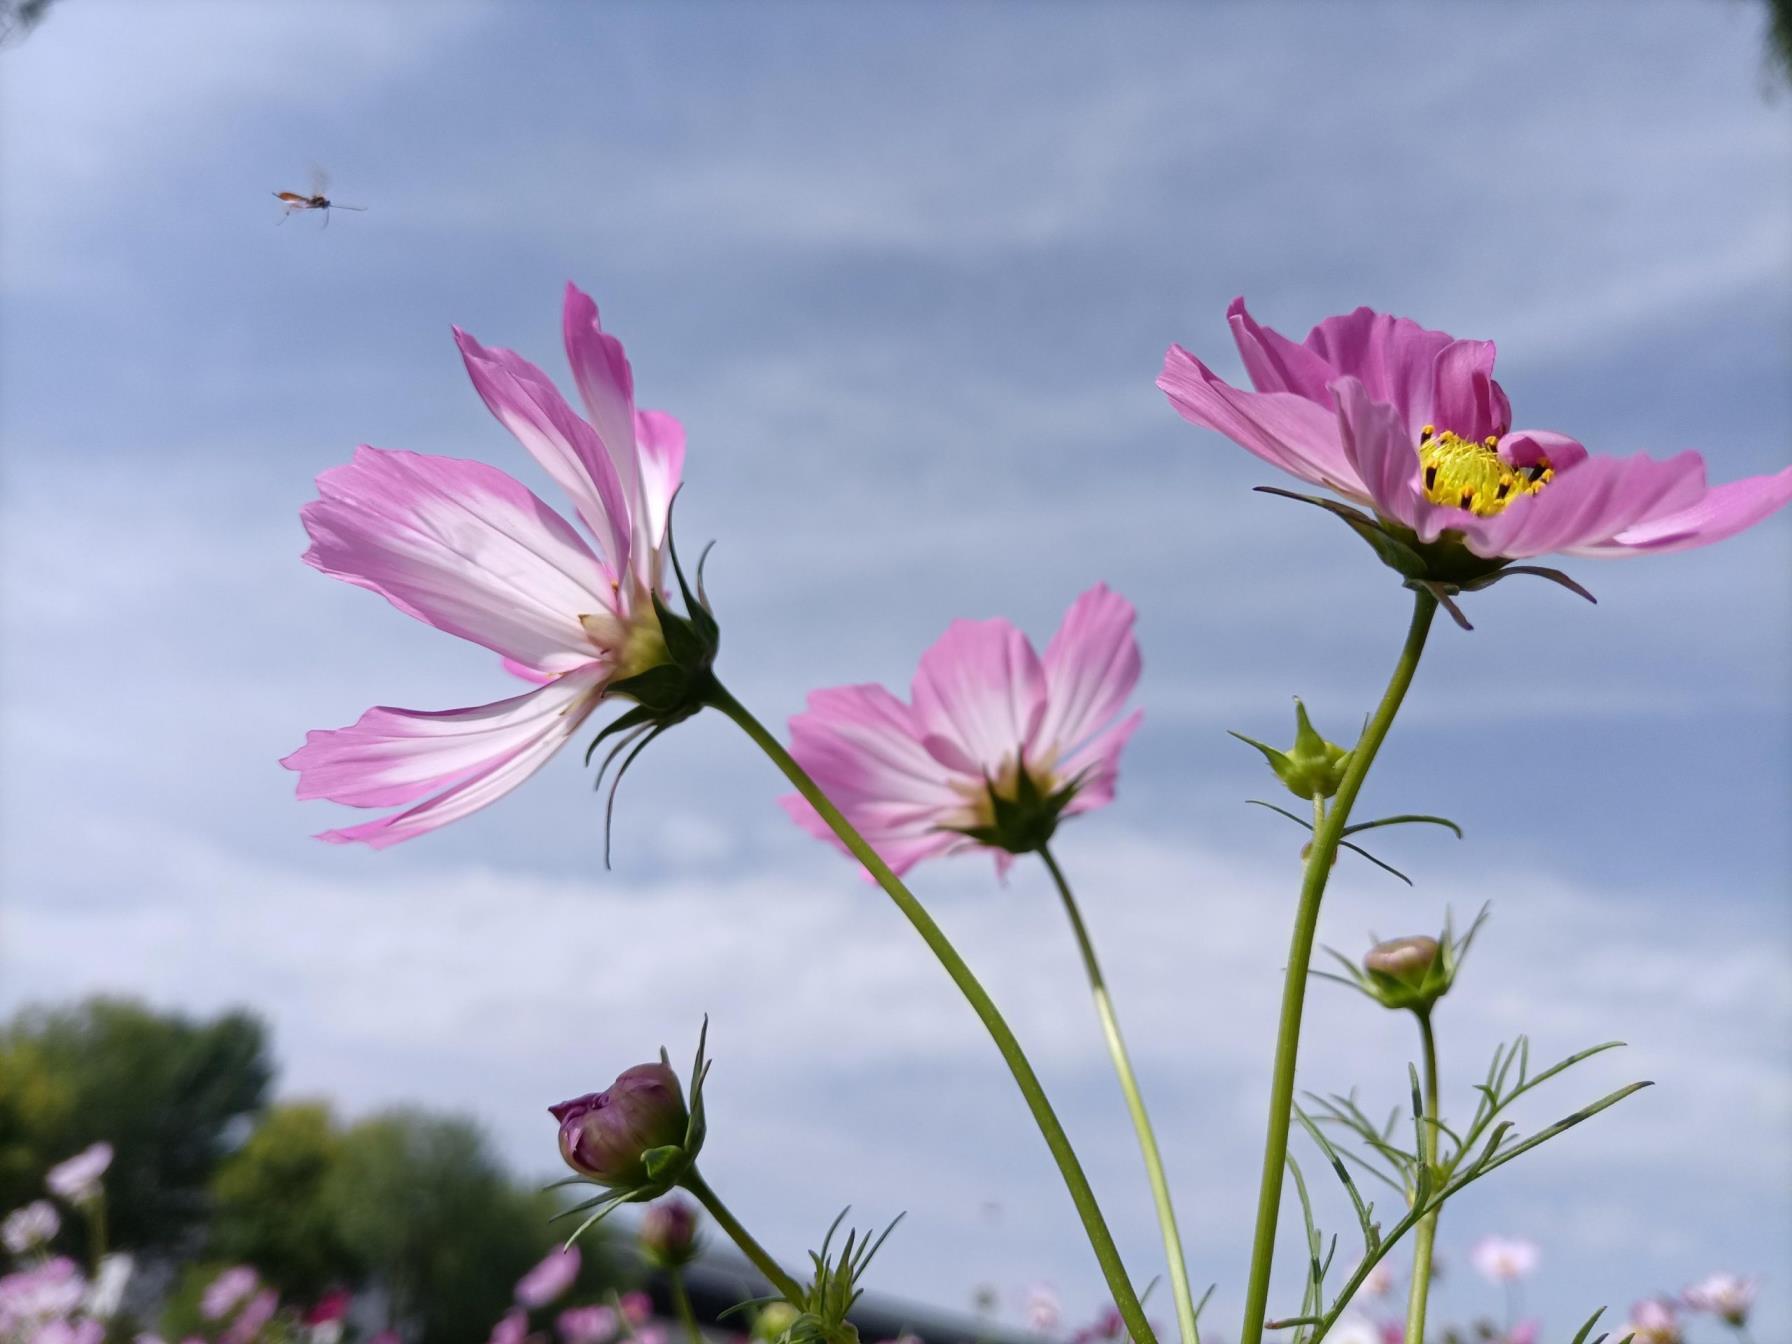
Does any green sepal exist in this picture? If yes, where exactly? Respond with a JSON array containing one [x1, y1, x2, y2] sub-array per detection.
[[640, 1144, 688, 1183], [941, 756, 1085, 856], [1254, 486, 1430, 579], [1253, 485, 1600, 625], [1230, 699, 1352, 801], [685, 1015, 712, 1158]]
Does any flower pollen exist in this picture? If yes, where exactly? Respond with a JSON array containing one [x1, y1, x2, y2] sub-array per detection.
[[1418, 425, 1552, 517]]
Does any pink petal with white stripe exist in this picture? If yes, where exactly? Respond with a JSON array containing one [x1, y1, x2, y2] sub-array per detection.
[[301, 447, 614, 674], [1060, 710, 1143, 816], [285, 664, 606, 848], [911, 618, 1048, 777], [562, 286, 642, 535], [634, 409, 686, 554], [455, 326, 632, 580], [780, 684, 968, 876], [1035, 584, 1141, 764]]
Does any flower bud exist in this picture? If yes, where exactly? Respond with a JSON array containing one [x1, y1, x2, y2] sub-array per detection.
[[639, 1196, 701, 1269], [1362, 935, 1449, 1013], [1361, 939, 1447, 1010], [551, 1061, 689, 1190], [1231, 700, 1353, 801]]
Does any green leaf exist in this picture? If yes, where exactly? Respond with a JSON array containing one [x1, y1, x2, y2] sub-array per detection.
[[1341, 813, 1465, 840], [1569, 1306, 1608, 1344]]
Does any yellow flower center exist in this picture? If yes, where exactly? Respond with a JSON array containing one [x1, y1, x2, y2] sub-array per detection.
[[1417, 425, 1553, 517]]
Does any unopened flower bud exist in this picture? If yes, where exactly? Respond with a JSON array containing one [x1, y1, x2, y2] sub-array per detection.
[[1231, 700, 1353, 801], [639, 1196, 700, 1269], [1363, 935, 1448, 1013], [551, 1062, 689, 1190]]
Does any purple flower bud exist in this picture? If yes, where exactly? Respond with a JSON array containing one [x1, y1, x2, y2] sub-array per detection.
[[638, 1197, 700, 1268], [550, 1062, 688, 1188]]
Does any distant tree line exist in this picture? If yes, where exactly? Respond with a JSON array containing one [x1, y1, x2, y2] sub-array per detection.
[[0, 997, 620, 1343]]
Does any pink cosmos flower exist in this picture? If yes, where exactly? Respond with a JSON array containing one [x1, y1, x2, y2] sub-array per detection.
[[32, 1322, 105, 1344], [489, 1308, 530, 1344], [556, 1305, 618, 1344], [514, 1247, 580, 1309], [283, 285, 692, 848], [1682, 1273, 1756, 1326], [1024, 1283, 1062, 1333], [223, 1288, 280, 1344], [1621, 1298, 1683, 1344], [0, 1257, 85, 1332], [1159, 300, 1792, 576], [1468, 1235, 1538, 1284], [201, 1267, 260, 1322], [782, 584, 1142, 876], [45, 1144, 112, 1205], [2, 1200, 59, 1254], [619, 1291, 653, 1326]]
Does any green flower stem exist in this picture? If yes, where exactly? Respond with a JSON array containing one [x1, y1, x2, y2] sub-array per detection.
[[669, 1268, 705, 1344], [86, 1197, 108, 1276], [683, 1168, 806, 1304], [1039, 845, 1200, 1344], [1403, 1010, 1441, 1344], [707, 681, 1157, 1344], [1237, 588, 1438, 1344]]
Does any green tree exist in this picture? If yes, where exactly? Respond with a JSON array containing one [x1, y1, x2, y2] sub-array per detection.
[[211, 1101, 358, 1298], [322, 1109, 569, 1344], [0, 997, 273, 1255]]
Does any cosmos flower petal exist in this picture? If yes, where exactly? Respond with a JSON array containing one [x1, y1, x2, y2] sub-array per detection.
[[291, 664, 607, 849], [1302, 306, 1455, 435], [283, 670, 602, 807], [1563, 463, 1792, 556], [300, 446, 616, 674], [1464, 451, 1707, 559], [786, 685, 968, 811], [634, 409, 687, 554], [1428, 339, 1510, 443], [1158, 345, 1367, 497], [1332, 377, 1431, 532], [455, 325, 632, 580], [1227, 297, 1337, 403], [781, 685, 974, 875], [1059, 709, 1143, 816], [1500, 429, 1589, 474], [911, 618, 1049, 775], [1036, 583, 1141, 759], [562, 284, 641, 516]]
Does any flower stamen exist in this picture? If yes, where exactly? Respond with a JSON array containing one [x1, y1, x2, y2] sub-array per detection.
[[1417, 425, 1552, 517]]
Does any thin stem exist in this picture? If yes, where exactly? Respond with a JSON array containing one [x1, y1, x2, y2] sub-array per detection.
[[682, 1169, 806, 1304], [1237, 588, 1438, 1344], [1039, 844, 1201, 1344], [85, 1198, 108, 1277], [707, 681, 1157, 1344], [669, 1268, 705, 1344], [1403, 1011, 1441, 1344]]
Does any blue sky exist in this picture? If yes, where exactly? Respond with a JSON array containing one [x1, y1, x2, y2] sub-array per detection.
[[2, 1, 1788, 1338]]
